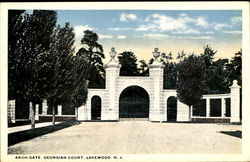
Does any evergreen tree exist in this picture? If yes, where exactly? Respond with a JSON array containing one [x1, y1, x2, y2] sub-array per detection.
[[46, 23, 76, 126], [227, 49, 242, 86], [76, 30, 105, 88], [8, 10, 26, 100], [118, 51, 139, 76], [8, 10, 57, 128], [176, 54, 205, 121]]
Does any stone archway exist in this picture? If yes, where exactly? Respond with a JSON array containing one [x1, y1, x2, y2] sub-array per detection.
[[167, 96, 177, 122], [119, 86, 149, 119], [91, 95, 101, 120]]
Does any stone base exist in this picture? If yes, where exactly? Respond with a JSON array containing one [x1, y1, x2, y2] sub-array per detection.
[[192, 117, 230, 123]]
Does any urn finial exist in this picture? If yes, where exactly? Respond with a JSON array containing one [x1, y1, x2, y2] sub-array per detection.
[[153, 47, 161, 61], [109, 47, 117, 61]]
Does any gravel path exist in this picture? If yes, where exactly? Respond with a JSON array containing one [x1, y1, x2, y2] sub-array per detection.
[[8, 121, 241, 154]]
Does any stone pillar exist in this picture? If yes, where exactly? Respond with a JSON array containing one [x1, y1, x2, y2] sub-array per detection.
[[77, 105, 85, 120], [221, 98, 226, 117], [230, 80, 240, 123], [177, 100, 189, 121], [149, 48, 165, 121], [206, 98, 210, 117], [35, 104, 39, 120], [103, 47, 121, 120], [42, 99, 48, 115], [8, 100, 16, 123], [58, 105, 62, 115]]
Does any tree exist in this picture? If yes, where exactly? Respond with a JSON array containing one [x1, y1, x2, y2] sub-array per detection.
[[46, 23, 76, 126], [160, 52, 177, 89], [227, 49, 242, 86], [163, 62, 177, 89], [76, 30, 105, 88], [176, 54, 205, 121], [118, 51, 139, 76], [8, 10, 26, 100], [138, 60, 148, 76], [8, 10, 57, 129], [67, 54, 90, 119], [201, 45, 217, 94]]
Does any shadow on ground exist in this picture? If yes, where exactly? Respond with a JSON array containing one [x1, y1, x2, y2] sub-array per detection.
[[8, 120, 44, 127], [220, 130, 242, 138], [8, 121, 79, 146]]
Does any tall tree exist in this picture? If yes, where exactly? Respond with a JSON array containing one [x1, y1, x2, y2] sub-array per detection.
[[176, 54, 205, 121], [76, 30, 105, 88], [200, 45, 223, 94], [68, 56, 90, 119], [8, 10, 26, 100], [118, 51, 139, 76], [46, 23, 76, 126], [227, 49, 242, 86], [8, 10, 57, 129]]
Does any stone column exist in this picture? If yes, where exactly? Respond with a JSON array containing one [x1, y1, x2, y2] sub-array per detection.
[[35, 104, 39, 120], [58, 105, 62, 115], [8, 100, 16, 123], [206, 98, 210, 117], [221, 98, 226, 117], [103, 47, 121, 120], [42, 99, 48, 115], [149, 48, 165, 121], [230, 80, 240, 123]]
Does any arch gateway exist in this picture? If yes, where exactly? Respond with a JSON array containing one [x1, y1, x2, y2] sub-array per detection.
[[75, 47, 241, 123]]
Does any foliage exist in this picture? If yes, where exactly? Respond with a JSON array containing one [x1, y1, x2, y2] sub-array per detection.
[[68, 55, 90, 108], [118, 51, 139, 76], [176, 54, 205, 107], [138, 60, 149, 76], [45, 22, 76, 104], [8, 10, 26, 100], [76, 30, 105, 88], [201, 45, 230, 93], [8, 10, 57, 128], [227, 49, 242, 86], [163, 62, 177, 89]]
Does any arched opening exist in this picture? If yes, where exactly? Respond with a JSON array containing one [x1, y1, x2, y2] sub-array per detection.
[[91, 96, 101, 120], [167, 96, 177, 122], [119, 86, 149, 119]]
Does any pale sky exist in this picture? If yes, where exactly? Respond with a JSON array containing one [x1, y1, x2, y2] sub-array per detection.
[[55, 10, 242, 63]]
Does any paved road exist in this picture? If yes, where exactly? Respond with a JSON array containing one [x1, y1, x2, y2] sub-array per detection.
[[8, 121, 241, 154]]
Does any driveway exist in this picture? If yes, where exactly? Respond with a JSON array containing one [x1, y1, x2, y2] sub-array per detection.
[[8, 121, 241, 154]]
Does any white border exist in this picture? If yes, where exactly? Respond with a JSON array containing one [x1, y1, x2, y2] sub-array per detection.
[[1, 2, 249, 162]]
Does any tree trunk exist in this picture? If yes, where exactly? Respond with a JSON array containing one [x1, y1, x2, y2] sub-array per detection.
[[52, 105, 55, 126], [31, 102, 36, 129]]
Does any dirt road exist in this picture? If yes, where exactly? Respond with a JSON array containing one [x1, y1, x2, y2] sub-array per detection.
[[8, 121, 241, 154]]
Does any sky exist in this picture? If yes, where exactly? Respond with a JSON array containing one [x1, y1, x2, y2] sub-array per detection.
[[55, 10, 242, 63]]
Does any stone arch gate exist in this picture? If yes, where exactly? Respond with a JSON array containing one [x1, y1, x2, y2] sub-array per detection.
[[77, 48, 190, 122], [76, 48, 240, 122]]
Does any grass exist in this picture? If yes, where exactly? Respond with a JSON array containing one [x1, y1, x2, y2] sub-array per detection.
[[8, 121, 79, 146]]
